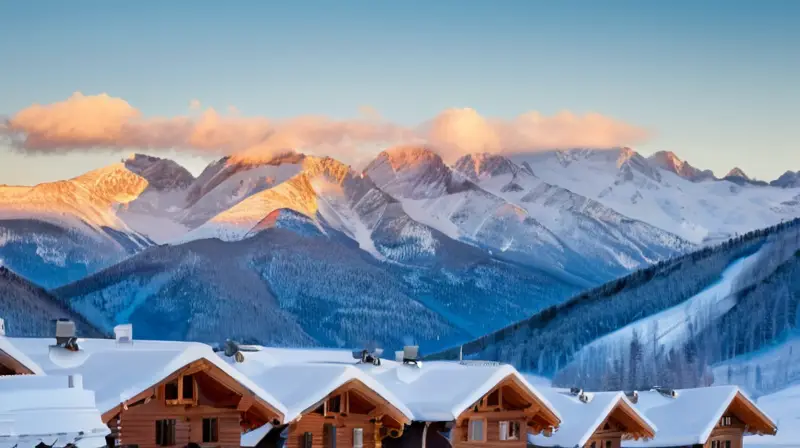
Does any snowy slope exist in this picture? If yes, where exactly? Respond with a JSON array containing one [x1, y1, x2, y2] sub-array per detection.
[[453, 152, 692, 278], [429, 218, 800, 395], [512, 148, 800, 245], [568, 249, 766, 368], [365, 147, 630, 283], [0, 160, 163, 287]]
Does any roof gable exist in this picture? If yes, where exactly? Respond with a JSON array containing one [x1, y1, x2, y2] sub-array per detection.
[[529, 390, 655, 448], [6, 337, 287, 421], [624, 386, 776, 447]]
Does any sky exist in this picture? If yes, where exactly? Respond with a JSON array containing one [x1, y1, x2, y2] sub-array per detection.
[[0, 0, 798, 185]]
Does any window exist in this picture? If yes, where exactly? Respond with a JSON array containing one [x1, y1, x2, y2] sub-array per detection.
[[164, 374, 197, 405], [155, 419, 176, 446], [164, 381, 179, 401], [590, 442, 596, 448], [720, 416, 732, 427], [328, 395, 342, 413], [725, 441, 731, 448], [353, 428, 364, 448], [468, 419, 485, 442], [182, 375, 195, 400], [486, 390, 500, 407], [498, 421, 520, 441], [203, 418, 218, 443], [605, 441, 612, 448]]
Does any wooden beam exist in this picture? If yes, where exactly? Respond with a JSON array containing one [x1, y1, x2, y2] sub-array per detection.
[[238, 395, 255, 412]]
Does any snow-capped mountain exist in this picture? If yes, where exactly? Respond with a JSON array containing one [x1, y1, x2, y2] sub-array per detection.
[[3, 145, 800, 351], [451, 151, 692, 279], [54, 212, 582, 350], [647, 151, 715, 182], [0, 156, 172, 287], [509, 148, 800, 245], [770, 170, 800, 188]]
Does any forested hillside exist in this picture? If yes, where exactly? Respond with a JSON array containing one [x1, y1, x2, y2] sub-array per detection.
[[429, 218, 800, 394]]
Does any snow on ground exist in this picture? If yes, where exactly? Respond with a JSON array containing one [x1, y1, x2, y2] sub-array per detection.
[[744, 384, 800, 448], [713, 334, 800, 397]]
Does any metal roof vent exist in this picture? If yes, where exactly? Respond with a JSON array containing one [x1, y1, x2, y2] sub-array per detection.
[[0, 317, 5, 336], [655, 387, 678, 398], [402, 345, 420, 366], [55, 319, 78, 351], [114, 324, 133, 344]]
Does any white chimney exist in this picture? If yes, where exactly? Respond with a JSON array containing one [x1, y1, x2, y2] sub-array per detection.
[[68, 374, 83, 389], [0, 317, 5, 336], [395, 351, 404, 362], [114, 324, 133, 343]]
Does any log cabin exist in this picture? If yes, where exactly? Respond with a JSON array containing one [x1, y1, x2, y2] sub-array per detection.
[[7, 324, 287, 448], [0, 374, 110, 448], [528, 389, 656, 448], [219, 346, 562, 448], [225, 350, 413, 448], [371, 360, 562, 448], [622, 386, 777, 448]]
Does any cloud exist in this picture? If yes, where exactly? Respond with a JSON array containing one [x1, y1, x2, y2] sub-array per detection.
[[2, 93, 649, 163], [189, 99, 202, 111], [423, 108, 650, 161]]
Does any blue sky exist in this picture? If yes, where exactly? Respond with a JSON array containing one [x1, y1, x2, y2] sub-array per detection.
[[1, 0, 798, 184]]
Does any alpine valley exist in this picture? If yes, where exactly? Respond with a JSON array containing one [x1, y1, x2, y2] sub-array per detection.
[[2, 147, 800, 353]]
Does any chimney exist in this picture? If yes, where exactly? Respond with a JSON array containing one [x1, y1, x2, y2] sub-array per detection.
[[0, 317, 5, 336], [395, 351, 404, 363], [68, 374, 83, 389], [625, 391, 639, 404], [55, 319, 79, 351], [402, 345, 420, 366], [114, 324, 133, 344]]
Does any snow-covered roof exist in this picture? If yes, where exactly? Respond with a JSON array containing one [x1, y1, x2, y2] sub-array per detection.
[[226, 349, 414, 423], [0, 374, 109, 448], [0, 335, 45, 375], [623, 386, 777, 447], [224, 346, 560, 424], [528, 388, 656, 448], [6, 337, 288, 419]]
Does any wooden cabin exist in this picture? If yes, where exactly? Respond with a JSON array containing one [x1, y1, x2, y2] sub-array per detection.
[[6, 324, 287, 448], [229, 361, 412, 448], [221, 346, 562, 448], [447, 374, 562, 448], [528, 389, 655, 448], [623, 387, 777, 448], [0, 320, 43, 375], [104, 358, 284, 448]]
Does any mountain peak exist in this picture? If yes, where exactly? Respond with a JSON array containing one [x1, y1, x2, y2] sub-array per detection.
[[376, 145, 444, 171], [648, 151, 715, 182], [452, 153, 525, 181], [771, 170, 800, 188], [726, 167, 749, 180], [123, 153, 195, 190], [227, 150, 306, 169]]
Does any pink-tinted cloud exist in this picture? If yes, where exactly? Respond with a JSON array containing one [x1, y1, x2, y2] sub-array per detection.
[[423, 107, 650, 161], [2, 93, 649, 163]]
